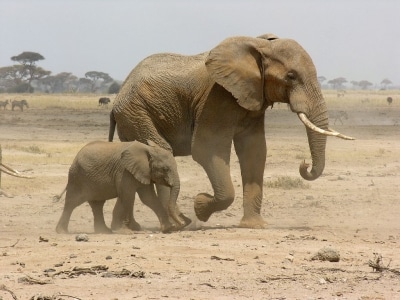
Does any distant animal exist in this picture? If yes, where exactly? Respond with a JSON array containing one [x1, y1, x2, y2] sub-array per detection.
[[387, 97, 393, 105], [0, 100, 9, 110], [98, 97, 111, 107], [330, 110, 348, 125], [337, 90, 346, 97], [12, 100, 29, 111], [361, 98, 370, 104]]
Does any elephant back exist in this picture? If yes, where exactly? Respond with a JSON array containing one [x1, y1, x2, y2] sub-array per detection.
[[113, 52, 209, 113]]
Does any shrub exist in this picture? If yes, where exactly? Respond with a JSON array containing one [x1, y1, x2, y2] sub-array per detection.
[[7, 83, 34, 93], [265, 176, 310, 189]]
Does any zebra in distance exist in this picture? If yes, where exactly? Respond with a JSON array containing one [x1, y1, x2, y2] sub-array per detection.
[[12, 99, 29, 111]]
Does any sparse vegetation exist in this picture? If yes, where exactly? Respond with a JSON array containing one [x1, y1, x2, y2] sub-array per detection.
[[265, 176, 310, 189]]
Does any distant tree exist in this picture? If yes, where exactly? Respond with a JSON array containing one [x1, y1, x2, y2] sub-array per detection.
[[350, 81, 359, 89], [11, 51, 49, 85], [317, 76, 326, 86], [380, 78, 392, 89], [38, 72, 77, 93], [77, 77, 93, 93], [358, 80, 373, 90], [327, 77, 347, 89], [85, 71, 113, 92], [108, 81, 121, 94], [7, 82, 34, 93], [0, 65, 26, 87]]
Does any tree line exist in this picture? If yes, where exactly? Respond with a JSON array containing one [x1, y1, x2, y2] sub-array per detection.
[[0, 51, 394, 94], [0, 51, 121, 94], [318, 76, 393, 90]]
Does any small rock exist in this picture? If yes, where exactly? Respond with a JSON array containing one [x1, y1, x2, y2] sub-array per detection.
[[311, 247, 340, 262], [106, 255, 112, 260], [44, 268, 56, 273], [75, 234, 89, 242], [285, 255, 294, 263]]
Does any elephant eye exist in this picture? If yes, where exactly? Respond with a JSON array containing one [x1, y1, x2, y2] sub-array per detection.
[[287, 72, 296, 81]]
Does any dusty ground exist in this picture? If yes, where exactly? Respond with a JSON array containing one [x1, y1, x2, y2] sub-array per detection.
[[0, 92, 399, 299]]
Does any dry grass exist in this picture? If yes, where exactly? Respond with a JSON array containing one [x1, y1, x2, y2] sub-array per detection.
[[323, 89, 399, 109], [2, 142, 84, 165], [0, 93, 115, 110], [1, 90, 398, 110], [265, 176, 310, 189]]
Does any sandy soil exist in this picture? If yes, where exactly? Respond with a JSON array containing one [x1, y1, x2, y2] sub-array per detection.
[[0, 94, 399, 299]]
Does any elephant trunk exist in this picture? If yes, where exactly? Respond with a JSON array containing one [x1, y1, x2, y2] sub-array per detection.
[[299, 100, 328, 181], [167, 176, 186, 227]]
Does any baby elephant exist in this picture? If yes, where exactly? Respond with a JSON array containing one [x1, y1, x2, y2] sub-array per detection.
[[55, 140, 187, 234]]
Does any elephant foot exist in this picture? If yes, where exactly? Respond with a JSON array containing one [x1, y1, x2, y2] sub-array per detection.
[[166, 213, 192, 232], [194, 193, 221, 222], [94, 225, 113, 234], [111, 219, 142, 232], [194, 193, 234, 222], [56, 224, 68, 234], [239, 215, 267, 229], [127, 220, 142, 231], [160, 222, 175, 234], [179, 213, 192, 228]]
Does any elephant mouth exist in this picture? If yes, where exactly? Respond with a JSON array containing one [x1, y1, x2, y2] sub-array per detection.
[[297, 113, 355, 140]]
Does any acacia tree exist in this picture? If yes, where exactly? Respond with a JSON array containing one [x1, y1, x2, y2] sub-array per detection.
[[350, 81, 359, 89], [327, 77, 347, 89], [84, 71, 113, 92], [0, 65, 26, 88], [358, 80, 373, 90], [11, 52, 50, 84], [380, 78, 392, 89], [38, 72, 77, 93], [317, 76, 326, 86]]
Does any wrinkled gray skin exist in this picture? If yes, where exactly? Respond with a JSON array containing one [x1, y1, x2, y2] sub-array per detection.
[[12, 99, 29, 111], [109, 34, 329, 228], [56, 140, 185, 234]]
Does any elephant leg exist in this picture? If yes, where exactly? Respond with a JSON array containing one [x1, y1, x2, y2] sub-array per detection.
[[111, 196, 141, 231], [56, 190, 85, 233], [56, 201, 77, 234], [88, 201, 112, 234], [137, 184, 174, 233], [156, 185, 191, 230], [193, 155, 235, 222], [233, 116, 266, 228]]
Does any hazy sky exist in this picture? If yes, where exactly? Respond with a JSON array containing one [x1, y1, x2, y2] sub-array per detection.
[[1, 0, 399, 86]]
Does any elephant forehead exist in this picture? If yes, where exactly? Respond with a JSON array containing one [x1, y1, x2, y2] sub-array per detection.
[[272, 39, 315, 67]]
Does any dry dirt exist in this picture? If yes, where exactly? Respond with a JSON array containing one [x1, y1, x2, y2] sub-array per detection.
[[0, 93, 399, 299]]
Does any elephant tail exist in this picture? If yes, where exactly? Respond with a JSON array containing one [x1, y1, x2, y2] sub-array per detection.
[[109, 110, 116, 142], [53, 186, 66, 202]]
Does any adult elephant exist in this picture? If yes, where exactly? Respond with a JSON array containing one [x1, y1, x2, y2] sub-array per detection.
[[109, 34, 353, 228]]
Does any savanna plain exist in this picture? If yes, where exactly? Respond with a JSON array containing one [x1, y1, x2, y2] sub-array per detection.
[[0, 91, 399, 299]]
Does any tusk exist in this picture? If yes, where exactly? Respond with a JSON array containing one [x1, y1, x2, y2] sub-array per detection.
[[327, 127, 355, 140], [298, 113, 355, 140], [1, 163, 21, 174], [0, 166, 34, 179], [298, 113, 340, 136]]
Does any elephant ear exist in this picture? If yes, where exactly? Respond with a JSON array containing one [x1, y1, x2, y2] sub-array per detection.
[[121, 141, 151, 185], [257, 33, 279, 41], [205, 36, 268, 111]]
